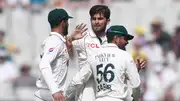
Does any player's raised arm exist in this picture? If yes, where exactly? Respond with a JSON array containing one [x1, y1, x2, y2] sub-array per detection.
[[66, 23, 88, 51]]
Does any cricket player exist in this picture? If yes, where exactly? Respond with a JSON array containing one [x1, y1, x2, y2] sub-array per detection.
[[67, 5, 111, 101], [65, 25, 141, 101], [34, 8, 87, 101]]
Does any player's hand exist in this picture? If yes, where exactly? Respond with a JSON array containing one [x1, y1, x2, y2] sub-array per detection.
[[135, 58, 146, 71], [71, 23, 88, 40], [52, 91, 66, 101]]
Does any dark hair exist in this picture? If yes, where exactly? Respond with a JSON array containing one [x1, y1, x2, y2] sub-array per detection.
[[50, 18, 66, 29], [89, 5, 110, 19]]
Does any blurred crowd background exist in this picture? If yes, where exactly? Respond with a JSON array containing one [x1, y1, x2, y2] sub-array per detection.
[[0, 0, 180, 101]]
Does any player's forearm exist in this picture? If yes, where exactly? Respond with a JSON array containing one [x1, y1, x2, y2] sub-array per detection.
[[66, 35, 81, 53], [65, 62, 92, 99], [67, 35, 76, 42], [40, 64, 61, 94], [66, 33, 79, 43], [66, 34, 84, 52], [65, 80, 80, 101], [65, 76, 87, 100]]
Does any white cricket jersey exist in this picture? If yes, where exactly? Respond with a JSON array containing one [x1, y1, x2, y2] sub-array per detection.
[[90, 43, 140, 99], [72, 29, 107, 69], [66, 43, 140, 100], [36, 32, 69, 94]]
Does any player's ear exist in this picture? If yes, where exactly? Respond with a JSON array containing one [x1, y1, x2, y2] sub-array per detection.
[[59, 20, 64, 26], [114, 35, 119, 39], [60, 20, 67, 27], [112, 35, 119, 45]]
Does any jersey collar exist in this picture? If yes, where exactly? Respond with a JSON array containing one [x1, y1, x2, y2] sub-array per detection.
[[88, 29, 107, 44], [102, 43, 119, 48], [50, 32, 66, 42], [88, 30, 106, 38]]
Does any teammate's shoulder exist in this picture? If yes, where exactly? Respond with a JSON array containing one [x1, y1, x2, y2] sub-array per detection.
[[49, 34, 64, 42], [43, 35, 64, 47], [117, 49, 131, 56], [118, 49, 127, 53]]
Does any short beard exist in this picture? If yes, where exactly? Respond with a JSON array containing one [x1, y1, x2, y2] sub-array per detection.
[[93, 28, 106, 37], [92, 24, 107, 35]]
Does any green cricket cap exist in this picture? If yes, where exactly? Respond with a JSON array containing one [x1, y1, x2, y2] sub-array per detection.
[[48, 8, 73, 28], [107, 25, 134, 40]]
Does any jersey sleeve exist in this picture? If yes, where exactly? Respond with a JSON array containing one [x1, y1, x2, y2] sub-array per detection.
[[72, 38, 84, 51], [125, 53, 141, 88], [39, 39, 64, 94], [65, 61, 92, 100], [39, 39, 63, 70]]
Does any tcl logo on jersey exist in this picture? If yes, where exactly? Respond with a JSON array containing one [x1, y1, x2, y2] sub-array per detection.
[[87, 43, 100, 48]]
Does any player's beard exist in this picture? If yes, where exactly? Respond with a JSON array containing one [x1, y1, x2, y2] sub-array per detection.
[[92, 23, 107, 34], [118, 44, 127, 51], [63, 21, 68, 36]]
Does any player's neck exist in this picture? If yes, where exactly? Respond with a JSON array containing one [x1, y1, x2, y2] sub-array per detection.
[[95, 31, 106, 37], [51, 28, 64, 36]]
